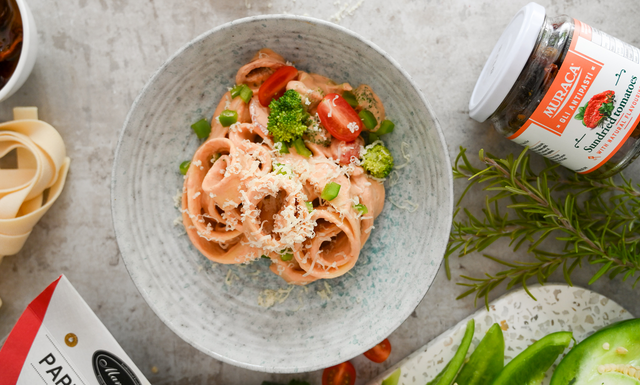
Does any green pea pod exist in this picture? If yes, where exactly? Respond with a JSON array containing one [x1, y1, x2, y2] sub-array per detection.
[[455, 323, 504, 385], [427, 319, 475, 385], [489, 331, 573, 385], [551, 318, 640, 385], [381, 369, 401, 385]]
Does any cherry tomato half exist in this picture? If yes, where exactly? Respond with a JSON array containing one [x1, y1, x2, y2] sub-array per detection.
[[363, 338, 392, 363], [316, 93, 363, 142], [258, 65, 298, 107], [337, 137, 364, 165], [322, 361, 356, 385]]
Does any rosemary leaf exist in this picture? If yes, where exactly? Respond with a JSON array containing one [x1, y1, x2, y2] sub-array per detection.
[[448, 147, 640, 308]]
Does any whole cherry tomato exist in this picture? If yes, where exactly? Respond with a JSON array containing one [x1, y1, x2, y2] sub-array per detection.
[[322, 361, 356, 385], [363, 338, 392, 363], [317, 93, 363, 142], [258, 65, 298, 107]]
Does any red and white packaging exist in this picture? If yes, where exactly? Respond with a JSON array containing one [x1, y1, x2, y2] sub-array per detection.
[[0, 275, 150, 385]]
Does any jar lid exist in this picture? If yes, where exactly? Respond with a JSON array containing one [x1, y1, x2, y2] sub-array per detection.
[[469, 2, 546, 122]]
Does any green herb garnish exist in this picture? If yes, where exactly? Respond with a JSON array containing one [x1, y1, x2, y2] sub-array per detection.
[[448, 147, 640, 308]]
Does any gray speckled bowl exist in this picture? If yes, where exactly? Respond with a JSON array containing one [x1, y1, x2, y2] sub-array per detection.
[[111, 15, 452, 373]]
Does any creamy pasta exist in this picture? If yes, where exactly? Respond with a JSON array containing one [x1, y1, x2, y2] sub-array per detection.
[[181, 49, 388, 285]]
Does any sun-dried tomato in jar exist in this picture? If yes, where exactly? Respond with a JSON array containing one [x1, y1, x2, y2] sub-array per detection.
[[469, 2, 640, 178]]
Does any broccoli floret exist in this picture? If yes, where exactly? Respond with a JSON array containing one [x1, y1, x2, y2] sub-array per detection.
[[267, 89, 308, 143], [361, 142, 394, 178]]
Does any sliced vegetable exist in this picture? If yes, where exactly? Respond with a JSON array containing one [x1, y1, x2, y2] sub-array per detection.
[[427, 319, 475, 385], [455, 323, 504, 385], [354, 204, 368, 215], [365, 132, 379, 145], [231, 84, 253, 103], [322, 362, 356, 385], [342, 90, 359, 108], [377, 119, 395, 135], [259, 65, 298, 107], [381, 369, 401, 385], [305, 201, 314, 212], [491, 331, 572, 385], [358, 109, 377, 130], [179, 160, 191, 175], [316, 93, 363, 142], [321, 182, 341, 201], [278, 142, 290, 154], [191, 118, 211, 139], [363, 338, 391, 363], [219, 110, 238, 127], [293, 137, 312, 158], [280, 253, 293, 262], [551, 318, 640, 385]]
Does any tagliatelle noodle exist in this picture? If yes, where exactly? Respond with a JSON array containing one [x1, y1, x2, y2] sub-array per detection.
[[181, 49, 387, 284], [0, 107, 70, 262], [293, 208, 361, 280], [235, 48, 286, 88]]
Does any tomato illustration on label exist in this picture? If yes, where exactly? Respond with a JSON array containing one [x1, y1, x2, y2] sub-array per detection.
[[574, 90, 615, 128]]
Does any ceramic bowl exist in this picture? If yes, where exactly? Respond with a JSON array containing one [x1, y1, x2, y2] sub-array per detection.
[[111, 15, 453, 373], [0, 0, 37, 102]]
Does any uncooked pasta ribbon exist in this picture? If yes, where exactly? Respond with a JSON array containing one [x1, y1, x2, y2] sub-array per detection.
[[0, 107, 70, 263]]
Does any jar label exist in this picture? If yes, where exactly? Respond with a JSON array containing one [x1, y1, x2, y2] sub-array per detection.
[[508, 19, 640, 173]]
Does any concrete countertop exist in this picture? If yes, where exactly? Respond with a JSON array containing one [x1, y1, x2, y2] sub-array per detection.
[[1, 0, 638, 384]]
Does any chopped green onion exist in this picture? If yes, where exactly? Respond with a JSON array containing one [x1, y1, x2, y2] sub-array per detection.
[[231, 84, 254, 103], [239, 86, 253, 104], [274, 163, 289, 176], [191, 118, 211, 139], [230, 85, 243, 98], [261, 255, 270, 259], [359, 109, 377, 130], [365, 132, 379, 144], [219, 110, 238, 127], [305, 201, 314, 212], [278, 142, 290, 154], [377, 119, 395, 135], [293, 137, 312, 158], [179, 160, 191, 175], [342, 91, 359, 108], [280, 253, 293, 261], [321, 182, 341, 201], [354, 204, 368, 215]]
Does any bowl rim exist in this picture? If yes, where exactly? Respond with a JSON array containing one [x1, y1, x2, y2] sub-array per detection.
[[111, 13, 454, 373], [0, 0, 35, 101]]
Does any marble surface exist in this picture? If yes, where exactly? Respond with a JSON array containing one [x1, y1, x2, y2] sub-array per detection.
[[0, 0, 638, 384]]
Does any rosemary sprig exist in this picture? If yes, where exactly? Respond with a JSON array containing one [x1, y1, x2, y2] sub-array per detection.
[[447, 147, 640, 308]]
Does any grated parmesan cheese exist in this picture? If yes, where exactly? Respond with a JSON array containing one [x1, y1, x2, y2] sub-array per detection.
[[394, 141, 412, 170], [389, 198, 419, 213], [257, 285, 295, 308], [386, 170, 400, 187], [225, 269, 239, 286], [330, 0, 365, 23], [173, 189, 183, 208], [317, 281, 333, 300]]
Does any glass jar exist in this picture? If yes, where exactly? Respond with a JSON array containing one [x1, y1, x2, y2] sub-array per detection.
[[470, 2, 640, 178]]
